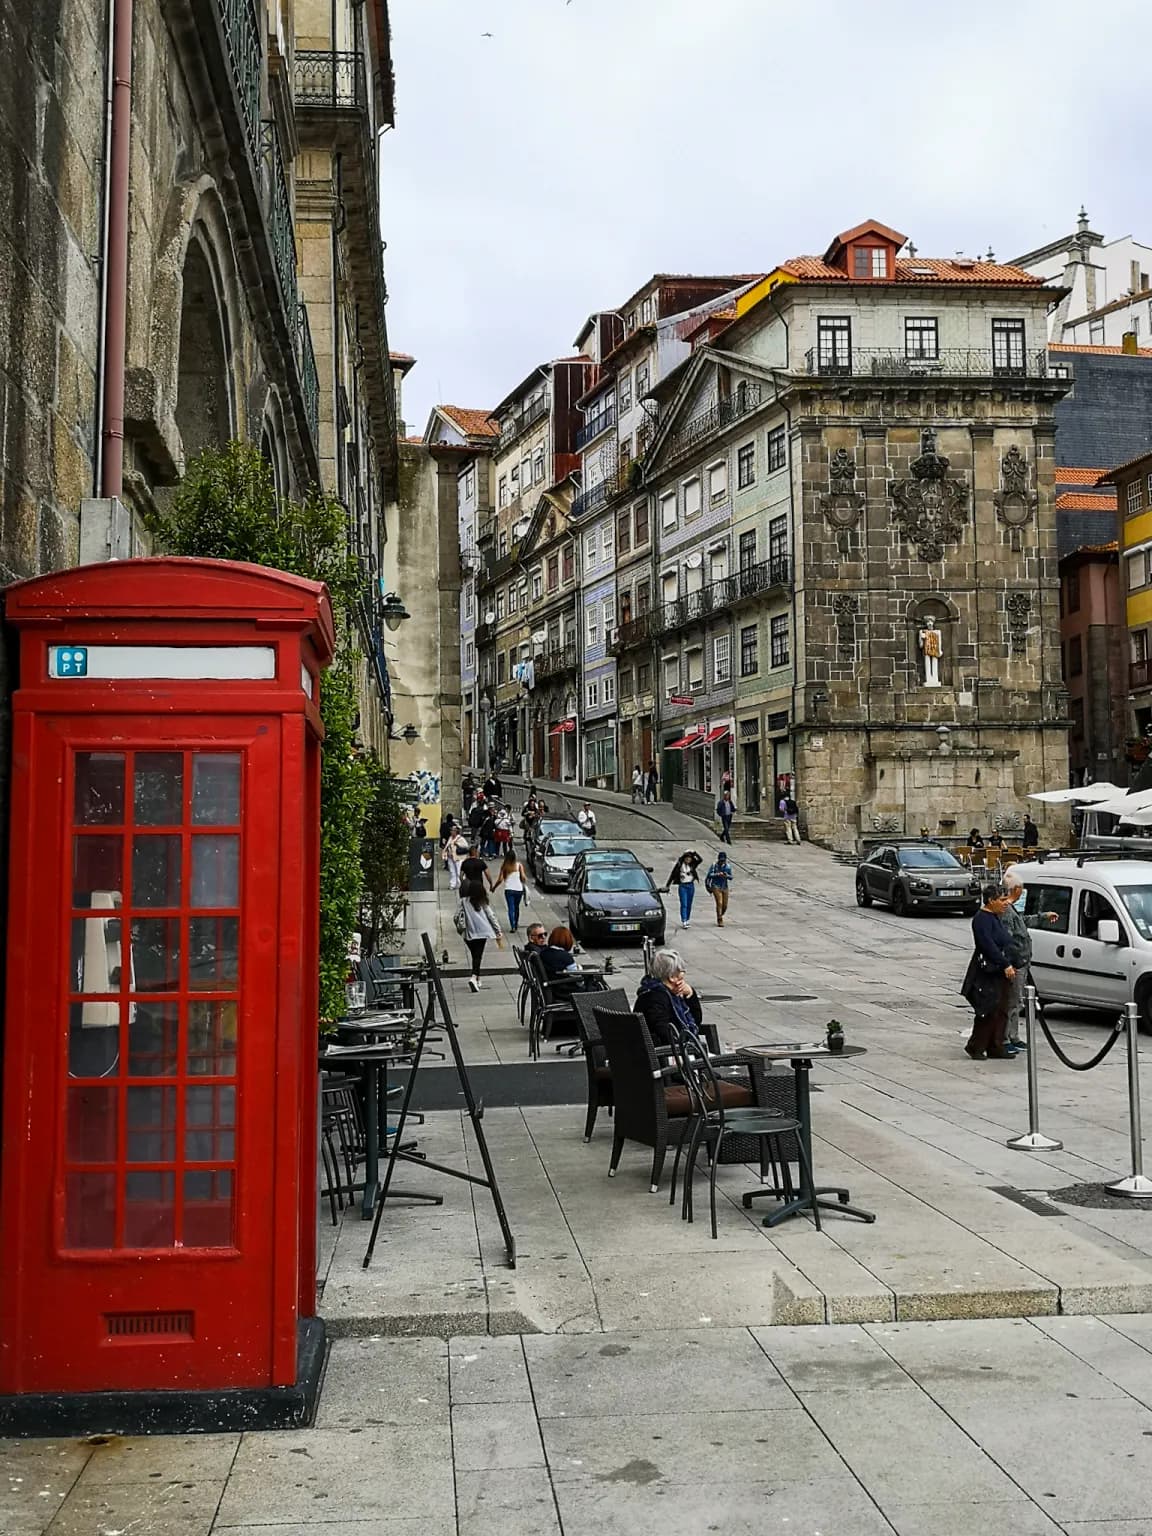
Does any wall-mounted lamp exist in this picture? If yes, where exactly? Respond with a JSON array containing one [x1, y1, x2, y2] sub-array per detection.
[[401, 724, 419, 745], [381, 592, 410, 631]]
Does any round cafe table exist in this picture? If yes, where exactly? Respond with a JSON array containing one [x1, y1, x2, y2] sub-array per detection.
[[733, 1042, 876, 1227]]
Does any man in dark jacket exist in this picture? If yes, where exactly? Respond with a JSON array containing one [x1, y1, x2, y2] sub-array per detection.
[[961, 884, 1017, 1060]]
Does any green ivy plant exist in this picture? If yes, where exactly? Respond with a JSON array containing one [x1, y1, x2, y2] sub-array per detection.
[[360, 758, 415, 954], [147, 440, 387, 1023]]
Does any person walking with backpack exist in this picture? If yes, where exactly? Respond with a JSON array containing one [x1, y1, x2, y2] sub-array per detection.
[[663, 849, 702, 929], [456, 880, 505, 991], [444, 825, 470, 891], [645, 762, 659, 804], [716, 790, 735, 845], [779, 790, 801, 844], [491, 849, 529, 933], [705, 851, 734, 926]]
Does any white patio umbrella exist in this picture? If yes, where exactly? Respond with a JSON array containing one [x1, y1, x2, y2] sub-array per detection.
[[1028, 782, 1123, 804], [1090, 787, 1152, 819]]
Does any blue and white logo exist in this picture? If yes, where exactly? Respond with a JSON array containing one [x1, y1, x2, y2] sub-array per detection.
[[50, 646, 89, 678]]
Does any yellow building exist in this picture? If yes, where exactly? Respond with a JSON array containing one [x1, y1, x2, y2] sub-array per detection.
[[1100, 450, 1152, 735]]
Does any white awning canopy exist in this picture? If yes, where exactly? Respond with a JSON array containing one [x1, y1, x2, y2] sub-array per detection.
[[1089, 787, 1152, 818], [1028, 782, 1123, 805]]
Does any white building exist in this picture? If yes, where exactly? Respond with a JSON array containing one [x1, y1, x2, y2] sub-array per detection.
[[1013, 210, 1152, 346]]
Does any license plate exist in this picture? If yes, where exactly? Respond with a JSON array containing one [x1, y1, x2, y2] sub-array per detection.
[[610, 922, 640, 932], [939, 888, 962, 897]]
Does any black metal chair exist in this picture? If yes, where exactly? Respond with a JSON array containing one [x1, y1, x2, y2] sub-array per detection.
[[672, 1036, 820, 1239], [511, 944, 532, 1029], [523, 948, 580, 1060], [570, 989, 632, 1141]]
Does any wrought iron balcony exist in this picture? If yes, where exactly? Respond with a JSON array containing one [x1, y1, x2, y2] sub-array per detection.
[[802, 347, 1051, 380], [261, 125, 299, 328], [577, 405, 616, 449], [535, 644, 579, 679], [297, 302, 319, 449], [609, 612, 653, 655], [475, 619, 498, 646], [653, 558, 792, 638], [220, 0, 262, 155], [293, 49, 367, 110], [1131, 659, 1152, 691], [482, 546, 523, 584], [661, 383, 763, 465], [571, 479, 613, 521], [499, 395, 548, 446]]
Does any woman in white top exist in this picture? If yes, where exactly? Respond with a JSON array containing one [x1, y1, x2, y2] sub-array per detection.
[[459, 880, 504, 990], [490, 851, 528, 931], [445, 828, 470, 890]]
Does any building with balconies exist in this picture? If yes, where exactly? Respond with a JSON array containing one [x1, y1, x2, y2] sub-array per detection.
[[641, 220, 1072, 848], [515, 485, 581, 780], [1100, 451, 1152, 757]]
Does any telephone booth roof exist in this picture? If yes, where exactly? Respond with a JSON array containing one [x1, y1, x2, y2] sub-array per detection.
[[4, 557, 336, 665]]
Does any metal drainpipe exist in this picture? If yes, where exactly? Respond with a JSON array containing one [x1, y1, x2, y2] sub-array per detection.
[[92, 0, 116, 495], [99, 0, 133, 500], [766, 288, 799, 794]]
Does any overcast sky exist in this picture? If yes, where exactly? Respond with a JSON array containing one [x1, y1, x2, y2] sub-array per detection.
[[383, 0, 1146, 431]]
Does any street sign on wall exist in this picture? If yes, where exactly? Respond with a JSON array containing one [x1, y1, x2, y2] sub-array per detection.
[[668, 693, 693, 706]]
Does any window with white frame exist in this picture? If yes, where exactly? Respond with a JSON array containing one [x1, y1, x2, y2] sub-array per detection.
[[586, 679, 600, 710], [602, 674, 615, 705], [740, 624, 758, 676], [641, 296, 653, 323], [770, 614, 789, 668], [587, 606, 601, 647], [584, 530, 597, 567], [602, 599, 614, 638], [498, 475, 508, 507], [737, 442, 756, 488], [619, 371, 632, 412], [661, 569, 678, 602], [685, 559, 703, 594], [683, 477, 702, 519], [465, 640, 475, 669], [769, 514, 788, 563], [507, 584, 519, 613], [686, 646, 704, 690], [709, 545, 728, 584], [510, 465, 520, 493], [531, 566, 543, 600], [708, 461, 728, 502], [660, 491, 677, 530], [663, 653, 680, 694], [534, 446, 545, 483], [520, 457, 532, 487], [601, 522, 615, 563], [464, 465, 476, 501], [634, 500, 650, 545], [1128, 479, 1145, 515], [713, 634, 731, 684], [496, 589, 506, 619], [464, 582, 474, 619], [767, 425, 786, 471], [1128, 548, 1152, 591], [499, 529, 508, 557]]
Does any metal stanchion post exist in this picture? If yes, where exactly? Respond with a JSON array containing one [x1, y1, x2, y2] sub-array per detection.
[[1008, 985, 1063, 1151], [1107, 1001, 1152, 1198]]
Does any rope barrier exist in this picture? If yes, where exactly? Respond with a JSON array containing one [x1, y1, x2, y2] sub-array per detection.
[[1036, 1003, 1125, 1071]]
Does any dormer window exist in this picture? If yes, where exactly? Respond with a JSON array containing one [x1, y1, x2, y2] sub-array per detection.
[[854, 246, 889, 279]]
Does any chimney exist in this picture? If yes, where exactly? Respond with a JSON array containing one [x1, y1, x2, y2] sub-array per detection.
[[1122, 331, 1140, 355]]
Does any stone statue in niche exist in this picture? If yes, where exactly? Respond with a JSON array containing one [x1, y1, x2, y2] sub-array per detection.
[[888, 438, 969, 562], [994, 446, 1038, 551], [819, 448, 866, 555], [919, 613, 943, 688]]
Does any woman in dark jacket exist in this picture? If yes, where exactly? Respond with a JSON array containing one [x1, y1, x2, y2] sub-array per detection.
[[634, 949, 703, 1047], [960, 884, 1017, 1061]]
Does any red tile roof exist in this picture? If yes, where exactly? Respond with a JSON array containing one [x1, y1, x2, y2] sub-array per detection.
[[1050, 343, 1152, 357], [438, 405, 500, 438], [1056, 491, 1118, 510], [1056, 467, 1110, 484], [778, 255, 1045, 285], [1097, 450, 1152, 485]]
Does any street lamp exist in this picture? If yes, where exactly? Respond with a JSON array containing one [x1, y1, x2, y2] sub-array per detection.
[[401, 724, 419, 745], [381, 592, 410, 631]]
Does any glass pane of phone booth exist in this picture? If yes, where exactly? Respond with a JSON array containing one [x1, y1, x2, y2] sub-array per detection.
[[65, 750, 243, 1251]]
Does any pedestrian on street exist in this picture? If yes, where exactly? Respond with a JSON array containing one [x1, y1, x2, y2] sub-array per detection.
[[634, 949, 704, 1046], [705, 851, 733, 926], [457, 880, 504, 991], [494, 804, 514, 853], [483, 772, 502, 802], [1022, 813, 1039, 850], [779, 792, 801, 844], [467, 794, 486, 841], [577, 801, 597, 836], [462, 773, 477, 815], [491, 850, 529, 932], [664, 849, 702, 928], [444, 826, 470, 891], [960, 883, 1017, 1060], [645, 762, 659, 804], [716, 790, 735, 845], [479, 804, 498, 859], [631, 765, 644, 804], [721, 767, 734, 801], [459, 844, 491, 892]]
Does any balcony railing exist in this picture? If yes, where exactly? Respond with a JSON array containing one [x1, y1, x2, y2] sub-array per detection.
[[482, 546, 523, 585], [802, 347, 1051, 379], [1131, 659, 1152, 691], [499, 395, 548, 446], [661, 384, 763, 465], [293, 49, 367, 110], [298, 302, 319, 449], [571, 479, 613, 521], [261, 125, 299, 329], [658, 559, 792, 636], [475, 620, 497, 646], [609, 613, 653, 655], [535, 644, 579, 680], [577, 405, 616, 449], [220, 0, 262, 155]]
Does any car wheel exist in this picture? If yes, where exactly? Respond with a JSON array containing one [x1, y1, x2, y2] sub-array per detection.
[[891, 886, 908, 917], [856, 879, 873, 908]]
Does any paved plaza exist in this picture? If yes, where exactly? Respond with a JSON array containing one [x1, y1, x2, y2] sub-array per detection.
[[8, 803, 1152, 1534]]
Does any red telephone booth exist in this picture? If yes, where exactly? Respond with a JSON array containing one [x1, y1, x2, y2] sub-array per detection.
[[0, 558, 333, 1432]]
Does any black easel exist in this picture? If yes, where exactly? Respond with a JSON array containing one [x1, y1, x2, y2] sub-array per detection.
[[363, 932, 516, 1270]]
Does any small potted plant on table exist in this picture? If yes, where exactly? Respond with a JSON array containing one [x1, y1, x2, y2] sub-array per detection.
[[826, 1019, 845, 1054]]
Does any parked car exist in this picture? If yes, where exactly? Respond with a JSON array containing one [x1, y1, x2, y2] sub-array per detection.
[[569, 847, 650, 887], [526, 816, 582, 864], [855, 842, 981, 917], [1014, 856, 1152, 1028], [568, 862, 666, 944], [531, 834, 596, 889]]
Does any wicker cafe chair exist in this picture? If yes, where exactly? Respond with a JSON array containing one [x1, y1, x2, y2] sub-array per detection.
[[671, 1037, 819, 1239], [511, 944, 531, 1028], [570, 989, 632, 1141], [523, 948, 579, 1060], [594, 1007, 756, 1194]]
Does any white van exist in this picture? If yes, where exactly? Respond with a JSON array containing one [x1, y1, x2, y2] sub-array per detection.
[[1013, 857, 1152, 1027]]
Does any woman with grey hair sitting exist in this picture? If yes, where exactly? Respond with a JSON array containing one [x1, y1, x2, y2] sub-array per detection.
[[634, 949, 703, 1046]]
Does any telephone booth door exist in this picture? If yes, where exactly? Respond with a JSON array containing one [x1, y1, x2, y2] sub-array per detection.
[[9, 716, 290, 1393]]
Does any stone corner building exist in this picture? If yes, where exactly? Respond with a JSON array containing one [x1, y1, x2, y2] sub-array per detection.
[[644, 220, 1072, 849]]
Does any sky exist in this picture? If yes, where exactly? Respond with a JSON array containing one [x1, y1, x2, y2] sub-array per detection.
[[382, 0, 1148, 432]]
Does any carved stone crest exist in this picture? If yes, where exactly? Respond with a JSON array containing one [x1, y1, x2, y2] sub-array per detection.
[[871, 813, 902, 834], [1006, 591, 1032, 655], [994, 446, 1038, 550], [832, 593, 859, 662], [819, 448, 865, 554], [888, 436, 969, 562]]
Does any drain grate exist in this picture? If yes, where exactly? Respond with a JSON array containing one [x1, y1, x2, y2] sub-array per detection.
[[764, 994, 819, 1003], [989, 1187, 1060, 1217]]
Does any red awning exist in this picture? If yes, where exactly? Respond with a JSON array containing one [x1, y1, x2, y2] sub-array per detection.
[[548, 720, 576, 736], [666, 730, 704, 750], [701, 726, 730, 745]]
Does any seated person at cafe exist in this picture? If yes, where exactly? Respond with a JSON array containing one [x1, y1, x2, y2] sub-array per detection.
[[540, 926, 583, 981], [634, 949, 703, 1045]]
